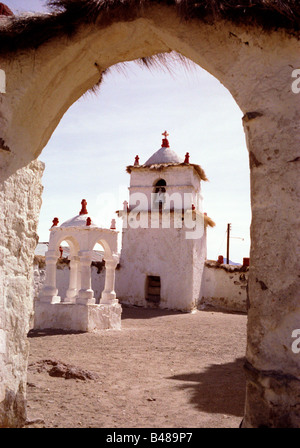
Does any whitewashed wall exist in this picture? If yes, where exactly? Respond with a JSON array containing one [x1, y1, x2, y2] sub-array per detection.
[[33, 257, 248, 314], [199, 261, 248, 313]]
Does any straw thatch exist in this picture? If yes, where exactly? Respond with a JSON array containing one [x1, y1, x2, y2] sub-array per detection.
[[116, 208, 216, 227], [0, 1, 299, 55], [204, 214, 215, 228], [126, 162, 208, 181]]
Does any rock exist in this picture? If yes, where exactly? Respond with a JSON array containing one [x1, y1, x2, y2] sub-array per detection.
[[29, 359, 99, 381]]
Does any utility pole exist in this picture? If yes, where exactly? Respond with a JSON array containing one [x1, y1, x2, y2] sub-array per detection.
[[227, 223, 231, 265]]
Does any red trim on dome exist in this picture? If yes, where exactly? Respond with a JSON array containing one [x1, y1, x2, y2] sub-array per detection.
[[0, 3, 14, 16], [79, 199, 88, 215]]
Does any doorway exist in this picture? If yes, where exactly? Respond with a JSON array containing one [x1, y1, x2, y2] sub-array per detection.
[[146, 275, 161, 304]]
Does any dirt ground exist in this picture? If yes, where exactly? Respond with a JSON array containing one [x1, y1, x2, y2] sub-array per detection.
[[26, 306, 247, 428]]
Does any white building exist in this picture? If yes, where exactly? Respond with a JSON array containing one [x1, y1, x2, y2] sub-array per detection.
[[115, 132, 215, 312], [34, 200, 122, 331], [35, 132, 216, 318]]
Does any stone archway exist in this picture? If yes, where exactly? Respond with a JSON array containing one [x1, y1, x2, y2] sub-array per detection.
[[0, 1, 299, 428]]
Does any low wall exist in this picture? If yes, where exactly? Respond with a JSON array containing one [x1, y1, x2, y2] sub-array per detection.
[[33, 257, 249, 316], [199, 260, 249, 313]]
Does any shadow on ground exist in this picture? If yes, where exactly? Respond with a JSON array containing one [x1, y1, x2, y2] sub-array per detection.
[[120, 305, 184, 320], [168, 357, 246, 417], [27, 329, 85, 338]]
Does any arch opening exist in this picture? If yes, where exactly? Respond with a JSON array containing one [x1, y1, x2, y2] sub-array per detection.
[[56, 239, 71, 300], [35, 51, 250, 426], [38, 55, 250, 264]]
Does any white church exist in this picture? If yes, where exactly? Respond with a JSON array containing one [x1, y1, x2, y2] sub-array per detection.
[[116, 131, 215, 311], [35, 132, 215, 331]]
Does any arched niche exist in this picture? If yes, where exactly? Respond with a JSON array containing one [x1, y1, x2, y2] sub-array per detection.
[[153, 179, 167, 193]]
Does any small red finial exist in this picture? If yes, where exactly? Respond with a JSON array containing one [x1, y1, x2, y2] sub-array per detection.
[[192, 204, 195, 210], [86, 217, 91, 226], [123, 200, 129, 212], [110, 219, 116, 230], [52, 217, 59, 227], [0, 4, 14, 16], [59, 246, 63, 258], [79, 199, 88, 215], [134, 155, 139, 166], [161, 131, 170, 148], [184, 152, 190, 164]]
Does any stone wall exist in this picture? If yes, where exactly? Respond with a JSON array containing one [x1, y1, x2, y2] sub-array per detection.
[[199, 261, 248, 313], [33, 257, 248, 314], [116, 227, 207, 312], [0, 160, 44, 427]]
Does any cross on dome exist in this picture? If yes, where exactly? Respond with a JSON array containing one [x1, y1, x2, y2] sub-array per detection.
[[143, 131, 183, 165], [161, 130, 170, 148]]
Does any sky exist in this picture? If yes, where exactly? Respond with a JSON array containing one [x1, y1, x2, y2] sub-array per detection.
[[6, 0, 251, 263]]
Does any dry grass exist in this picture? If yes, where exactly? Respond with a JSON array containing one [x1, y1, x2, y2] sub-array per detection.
[[126, 162, 208, 182], [0, 0, 299, 56]]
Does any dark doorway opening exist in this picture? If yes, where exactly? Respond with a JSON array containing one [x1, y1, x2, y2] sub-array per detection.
[[146, 275, 161, 303]]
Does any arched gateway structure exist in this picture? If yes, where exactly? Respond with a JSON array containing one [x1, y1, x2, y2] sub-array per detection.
[[34, 199, 121, 333], [0, 0, 299, 428], [39, 199, 119, 306]]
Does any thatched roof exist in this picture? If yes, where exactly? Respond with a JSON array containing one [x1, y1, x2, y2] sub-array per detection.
[[126, 161, 208, 181], [203, 213, 215, 228], [116, 207, 216, 227], [0, 1, 299, 55]]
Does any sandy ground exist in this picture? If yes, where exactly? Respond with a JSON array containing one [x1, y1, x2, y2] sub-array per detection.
[[26, 306, 247, 428]]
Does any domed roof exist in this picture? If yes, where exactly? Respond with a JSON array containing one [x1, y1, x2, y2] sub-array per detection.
[[144, 131, 183, 166], [144, 147, 184, 166], [55, 199, 100, 229], [60, 213, 99, 228], [126, 132, 208, 181]]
